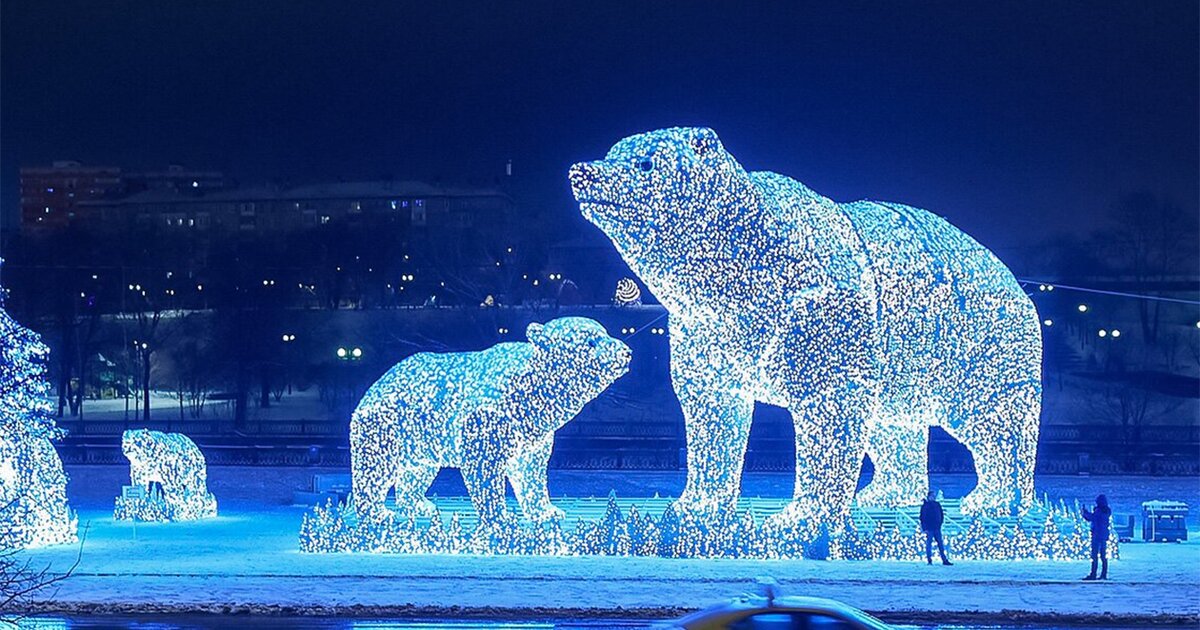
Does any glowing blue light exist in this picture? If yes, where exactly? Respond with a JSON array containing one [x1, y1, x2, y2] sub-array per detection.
[[570, 127, 1042, 532]]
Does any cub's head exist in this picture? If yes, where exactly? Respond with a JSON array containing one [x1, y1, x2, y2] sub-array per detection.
[[568, 127, 755, 279], [122, 429, 158, 457], [526, 317, 631, 389]]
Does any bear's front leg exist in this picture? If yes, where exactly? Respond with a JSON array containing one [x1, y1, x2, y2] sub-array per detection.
[[768, 384, 874, 534], [670, 324, 755, 514], [461, 408, 515, 528], [506, 432, 564, 522], [768, 295, 878, 535]]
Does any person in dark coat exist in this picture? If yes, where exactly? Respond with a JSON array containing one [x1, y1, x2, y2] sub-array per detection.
[[1082, 494, 1112, 580], [919, 490, 952, 565]]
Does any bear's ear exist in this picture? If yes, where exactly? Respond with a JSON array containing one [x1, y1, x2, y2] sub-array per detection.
[[526, 322, 546, 345], [690, 128, 722, 159]]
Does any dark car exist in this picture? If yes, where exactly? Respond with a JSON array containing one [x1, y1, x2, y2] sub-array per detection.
[[660, 595, 893, 630]]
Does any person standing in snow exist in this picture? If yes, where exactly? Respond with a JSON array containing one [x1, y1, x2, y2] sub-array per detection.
[[1082, 494, 1112, 580], [920, 490, 952, 565]]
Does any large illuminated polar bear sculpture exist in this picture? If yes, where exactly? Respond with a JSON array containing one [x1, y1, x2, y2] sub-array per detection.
[[116, 429, 217, 521], [570, 127, 1042, 526], [350, 317, 631, 526]]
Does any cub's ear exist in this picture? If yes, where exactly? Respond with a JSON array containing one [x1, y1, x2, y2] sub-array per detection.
[[691, 127, 722, 159], [526, 322, 547, 345]]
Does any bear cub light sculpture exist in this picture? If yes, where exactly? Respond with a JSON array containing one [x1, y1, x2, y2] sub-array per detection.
[[114, 429, 218, 521], [350, 317, 631, 528], [570, 127, 1042, 530]]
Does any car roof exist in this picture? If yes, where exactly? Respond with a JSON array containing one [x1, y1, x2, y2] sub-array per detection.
[[665, 595, 892, 629]]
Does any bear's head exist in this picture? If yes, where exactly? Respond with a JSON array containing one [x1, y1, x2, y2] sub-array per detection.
[[568, 127, 757, 290], [525, 317, 631, 393]]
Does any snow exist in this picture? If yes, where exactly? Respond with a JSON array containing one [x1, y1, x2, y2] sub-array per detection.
[[8, 466, 1200, 624]]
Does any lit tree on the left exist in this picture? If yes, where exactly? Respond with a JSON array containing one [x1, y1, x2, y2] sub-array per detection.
[[0, 260, 77, 548]]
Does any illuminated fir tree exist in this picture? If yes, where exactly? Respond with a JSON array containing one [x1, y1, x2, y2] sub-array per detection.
[[0, 263, 76, 549]]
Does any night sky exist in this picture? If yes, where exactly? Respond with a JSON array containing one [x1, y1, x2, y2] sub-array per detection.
[[2, 1, 1196, 261]]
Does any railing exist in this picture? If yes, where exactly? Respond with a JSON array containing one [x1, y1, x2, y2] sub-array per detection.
[[53, 418, 1200, 474]]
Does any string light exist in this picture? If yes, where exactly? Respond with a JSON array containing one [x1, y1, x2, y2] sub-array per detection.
[[300, 493, 1114, 561], [113, 429, 217, 521], [0, 259, 77, 548], [569, 127, 1042, 533], [344, 317, 630, 532]]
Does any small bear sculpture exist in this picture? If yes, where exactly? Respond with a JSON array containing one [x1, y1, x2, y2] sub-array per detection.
[[350, 317, 631, 526], [115, 429, 217, 521], [570, 127, 1041, 528]]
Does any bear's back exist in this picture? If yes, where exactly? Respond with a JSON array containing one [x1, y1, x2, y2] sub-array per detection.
[[353, 342, 536, 427], [842, 200, 1041, 402]]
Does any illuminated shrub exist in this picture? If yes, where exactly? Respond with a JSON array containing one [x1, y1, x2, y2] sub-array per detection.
[[349, 317, 631, 528], [570, 127, 1042, 529], [114, 429, 217, 521], [0, 266, 76, 549], [300, 495, 1110, 560]]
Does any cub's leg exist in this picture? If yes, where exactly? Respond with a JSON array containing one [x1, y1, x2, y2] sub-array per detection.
[[670, 323, 755, 512], [856, 413, 929, 508], [506, 433, 563, 521], [393, 463, 441, 516], [461, 408, 515, 528], [947, 380, 1041, 516]]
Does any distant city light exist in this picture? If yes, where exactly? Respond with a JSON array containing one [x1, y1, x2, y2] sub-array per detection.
[[191, 180, 199, 188], [1042, 319, 1053, 327], [1077, 304, 1088, 312]]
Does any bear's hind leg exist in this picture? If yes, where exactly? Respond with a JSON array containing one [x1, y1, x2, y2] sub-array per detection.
[[393, 463, 441, 516], [950, 380, 1041, 516], [856, 415, 929, 508]]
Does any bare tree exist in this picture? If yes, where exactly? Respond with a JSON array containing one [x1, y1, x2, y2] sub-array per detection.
[[1086, 378, 1184, 472], [0, 507, 86, 623], [1095, 193, 1198, 345]]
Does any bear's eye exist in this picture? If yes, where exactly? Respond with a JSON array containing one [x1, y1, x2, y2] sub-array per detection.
[[692, 136, 712, 157], [588, 339, 598, 348], [636, 157, 654, 173]]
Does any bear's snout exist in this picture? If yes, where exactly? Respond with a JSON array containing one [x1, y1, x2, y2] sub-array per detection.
[[568, 162, 602, 200]]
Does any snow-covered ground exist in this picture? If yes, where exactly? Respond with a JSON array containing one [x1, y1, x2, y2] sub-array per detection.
[[10, 466, 1200, 624]]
